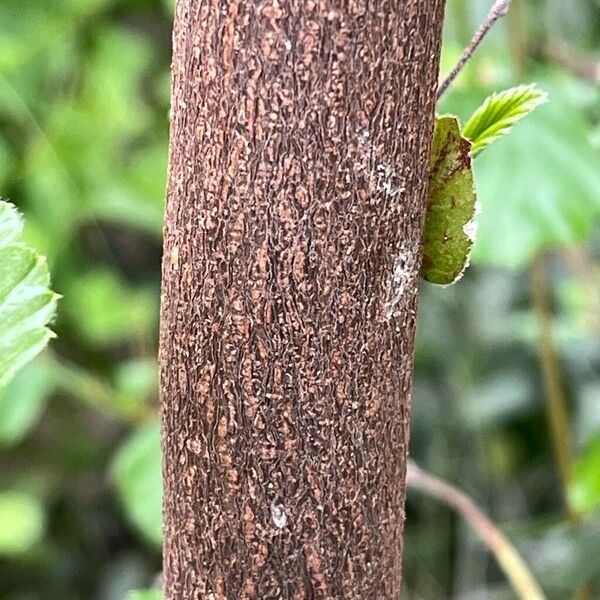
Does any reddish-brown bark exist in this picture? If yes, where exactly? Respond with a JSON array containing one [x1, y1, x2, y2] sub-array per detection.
[[160, 1, 446, 598]]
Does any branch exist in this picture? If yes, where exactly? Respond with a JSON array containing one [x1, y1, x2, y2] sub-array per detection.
[[437, 0, 512, 100], [406, 460, 546, 600]]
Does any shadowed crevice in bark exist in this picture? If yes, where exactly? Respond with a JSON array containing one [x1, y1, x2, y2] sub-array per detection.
[[160, 1, 446, 598]]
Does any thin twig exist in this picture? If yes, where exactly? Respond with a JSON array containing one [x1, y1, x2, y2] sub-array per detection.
[[406, 460, 546, 600], [437, 0, 512, 100]]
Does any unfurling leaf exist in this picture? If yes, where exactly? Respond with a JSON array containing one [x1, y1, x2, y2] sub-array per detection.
[[463, 84, 547, 157], [422, 116, 478, 285], [0, 201, 58, 390]]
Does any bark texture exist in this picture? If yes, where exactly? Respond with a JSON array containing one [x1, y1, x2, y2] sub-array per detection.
[[160, 1, 445, 598]]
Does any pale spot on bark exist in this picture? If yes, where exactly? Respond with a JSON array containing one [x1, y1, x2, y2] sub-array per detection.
[[170, 245, 179, 270], [384, 244, 419, 320], [271, 503, 288, 528]]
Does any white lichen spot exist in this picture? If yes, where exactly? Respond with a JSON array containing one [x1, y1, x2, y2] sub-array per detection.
[[170, 245, 179, 270], [271, 503, 288, 529], [354, 130, 406, 199], [463, 218, 478, 243], [377, 179, 406, 198], [462, 200, 482, 244], [384, 244, 418, 320]]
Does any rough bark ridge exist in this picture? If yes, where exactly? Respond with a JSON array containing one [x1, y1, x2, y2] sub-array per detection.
[[160, 1, 445, 598]]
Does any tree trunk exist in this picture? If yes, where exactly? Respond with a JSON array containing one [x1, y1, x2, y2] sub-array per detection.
[[160, 1, 446, 598]]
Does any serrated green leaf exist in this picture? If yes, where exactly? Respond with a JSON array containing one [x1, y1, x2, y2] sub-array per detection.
[[463, 84, 548, 156], [422, 115, 477, 285], [112, 420, 162, 546], [0, 201, 58, 390]]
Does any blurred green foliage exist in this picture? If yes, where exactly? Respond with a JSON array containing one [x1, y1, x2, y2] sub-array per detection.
[[0, 492, 44, 557], [126, 590, 161, 600], [0, 0, 599, 598], [0, 0, 169, 597], [111, 421, 161, 548]]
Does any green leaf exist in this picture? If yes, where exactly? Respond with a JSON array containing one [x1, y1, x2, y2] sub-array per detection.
[[0, 491, 45, 555], [128, 589, 163, 600], [422, 115, 478, 285], [112, 420, 162, 546], [569, 434, 600, 516], [0, 201, 58, 390], [463, 84, 547, 157]]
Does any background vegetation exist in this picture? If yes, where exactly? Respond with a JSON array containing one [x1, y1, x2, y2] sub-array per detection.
[[1, 0, 599, 598]]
